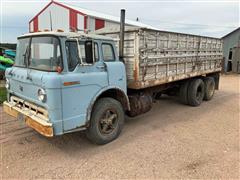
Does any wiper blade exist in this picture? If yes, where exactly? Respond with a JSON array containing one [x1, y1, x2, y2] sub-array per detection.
[[23, 46, 28, 64], [23, 46, 30, 67]]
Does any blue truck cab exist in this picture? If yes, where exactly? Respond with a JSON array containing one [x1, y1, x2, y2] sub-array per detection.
[[3, 31, 130, 144]]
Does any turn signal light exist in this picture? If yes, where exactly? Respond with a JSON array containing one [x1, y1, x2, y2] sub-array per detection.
[[63, 81, 80, 86]]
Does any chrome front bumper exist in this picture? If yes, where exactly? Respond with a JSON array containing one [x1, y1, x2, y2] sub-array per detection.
[[3, 99, 53, 137]]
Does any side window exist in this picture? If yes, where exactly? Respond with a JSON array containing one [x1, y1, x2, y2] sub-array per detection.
[[79, 41, 98, 64], [85, 41, 93, 64], [102, 43, 115, 61], [65, 41, 79, 71]]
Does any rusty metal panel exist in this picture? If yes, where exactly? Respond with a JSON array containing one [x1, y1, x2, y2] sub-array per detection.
[[3, 101, 53, 137], [96, 27, 222, 89]]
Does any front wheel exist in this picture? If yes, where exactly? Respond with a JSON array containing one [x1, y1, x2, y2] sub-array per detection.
[[86, 97, 124, 145]]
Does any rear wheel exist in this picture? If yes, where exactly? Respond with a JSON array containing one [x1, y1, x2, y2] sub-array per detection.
[[179, 81, 190, 105], [86, 97, 124, 145], [187, 79, 205, 106], [154, 92, 162, 100], [203, 77, 215, 101]]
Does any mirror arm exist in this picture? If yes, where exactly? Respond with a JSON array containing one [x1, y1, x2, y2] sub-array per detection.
[[92, 40, 95, 63], [75, 38, 83, 65]]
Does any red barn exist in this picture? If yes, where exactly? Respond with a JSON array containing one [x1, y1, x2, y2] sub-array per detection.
[[29, 1, 156, 33]]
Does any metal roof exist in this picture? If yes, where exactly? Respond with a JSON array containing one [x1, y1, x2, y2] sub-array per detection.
[[222, 27, 240, 39], [64, 3, 158, 30], [30, 1, 158, 30]]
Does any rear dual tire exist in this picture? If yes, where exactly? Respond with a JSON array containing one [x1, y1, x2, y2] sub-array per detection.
[[203, 77, 215, 101], [179, 77, 215, 106], [179, 81, 190, 105], [187, 79, 205, 106]]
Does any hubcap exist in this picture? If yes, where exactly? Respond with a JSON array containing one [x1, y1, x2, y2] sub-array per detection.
[[99, 109, 118, 135]]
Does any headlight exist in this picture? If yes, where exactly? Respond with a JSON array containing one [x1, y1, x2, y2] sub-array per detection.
[[38, 88, 47, 102], [5, 79, 10, 89]]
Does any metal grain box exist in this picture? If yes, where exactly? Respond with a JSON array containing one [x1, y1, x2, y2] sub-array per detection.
[[95, 27, 222, 89]]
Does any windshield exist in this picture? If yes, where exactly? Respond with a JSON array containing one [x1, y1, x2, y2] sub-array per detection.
[[29, 37, 62, 71], [15, 36, 62, 71], [15, 38, 30, 67]]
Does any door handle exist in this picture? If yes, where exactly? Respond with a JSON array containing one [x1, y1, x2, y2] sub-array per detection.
[[96, 65, 105, 70], [118, 76, 123, 81]]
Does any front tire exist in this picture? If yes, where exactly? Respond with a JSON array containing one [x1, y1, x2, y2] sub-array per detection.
[[86, 98, 124, 145]]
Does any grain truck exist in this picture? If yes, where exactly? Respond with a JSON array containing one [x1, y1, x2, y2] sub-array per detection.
[[3, 10, 222, 144]]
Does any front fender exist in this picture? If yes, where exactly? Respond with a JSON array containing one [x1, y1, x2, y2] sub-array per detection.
[[86, 86, 130, 123]]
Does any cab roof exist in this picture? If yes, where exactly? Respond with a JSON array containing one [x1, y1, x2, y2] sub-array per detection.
[[18, 31, 114, 41]]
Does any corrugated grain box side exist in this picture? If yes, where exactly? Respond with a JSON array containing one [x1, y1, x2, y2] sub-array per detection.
[[96, 28, 222, 89]]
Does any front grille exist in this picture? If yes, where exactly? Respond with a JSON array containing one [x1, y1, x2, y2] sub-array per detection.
[[10, 96, 49, 121]]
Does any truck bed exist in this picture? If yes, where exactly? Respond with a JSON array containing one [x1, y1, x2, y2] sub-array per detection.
[[96, 27, 222, 89]]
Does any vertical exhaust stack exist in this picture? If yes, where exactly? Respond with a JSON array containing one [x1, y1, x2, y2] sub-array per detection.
[[119, 9, 125, 63]]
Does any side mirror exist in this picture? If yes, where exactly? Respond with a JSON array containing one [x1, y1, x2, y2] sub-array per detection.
[[85, 41, 94, 64]]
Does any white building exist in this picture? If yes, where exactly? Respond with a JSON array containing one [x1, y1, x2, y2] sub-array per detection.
[[29, 1, 156, 33]]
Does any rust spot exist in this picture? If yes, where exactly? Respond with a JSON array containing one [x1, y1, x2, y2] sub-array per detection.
[[127, 94, 152, 117], [133, 69, 138, 81], [128, 69, 221, 90], [3, 101, 53, 137], [128, 81, 142, 89], [134, 61, 139, 81], [25, 117, 53, 137], [3, 102, 19, 118]]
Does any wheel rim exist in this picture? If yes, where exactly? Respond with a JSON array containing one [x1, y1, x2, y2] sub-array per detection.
[[98, 108, 118, 135]]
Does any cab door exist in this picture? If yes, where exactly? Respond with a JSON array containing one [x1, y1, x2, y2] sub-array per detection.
[[101, 42, 127, 92], [61, 39, 108, 131]]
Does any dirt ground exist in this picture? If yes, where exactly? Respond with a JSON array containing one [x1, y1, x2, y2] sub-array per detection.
[[0, 74, 239, 179]]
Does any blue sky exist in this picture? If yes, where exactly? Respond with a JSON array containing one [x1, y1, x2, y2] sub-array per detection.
[[1, 0, 239, 43]]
